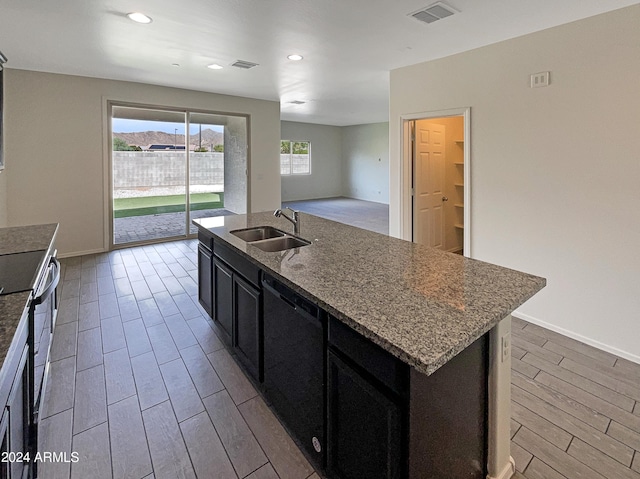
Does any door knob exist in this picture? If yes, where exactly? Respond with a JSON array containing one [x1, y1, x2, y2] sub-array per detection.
[[442, 196, 449, 202]]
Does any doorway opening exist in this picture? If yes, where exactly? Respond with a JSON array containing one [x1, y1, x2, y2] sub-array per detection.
[[110, 104, 248, 247], [402, 109, 470, 256]]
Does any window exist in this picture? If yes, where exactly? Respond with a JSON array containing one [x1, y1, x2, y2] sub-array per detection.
[[280, 140, 311, 175]]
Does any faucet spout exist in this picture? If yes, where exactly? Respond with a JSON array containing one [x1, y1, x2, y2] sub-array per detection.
[[274, 207, 300, 234]]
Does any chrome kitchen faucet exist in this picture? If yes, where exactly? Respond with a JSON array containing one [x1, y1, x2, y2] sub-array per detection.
[[274, 207, 300, 235]]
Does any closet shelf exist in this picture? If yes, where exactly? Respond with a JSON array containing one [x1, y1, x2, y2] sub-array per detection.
[[454, 162, 464, 166], [454, 183, 464, 187], [454, 224, 464, 229], [454, 204, 464, 208]]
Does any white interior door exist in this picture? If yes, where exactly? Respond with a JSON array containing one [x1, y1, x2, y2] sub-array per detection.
[[413, 121, 445, 248]]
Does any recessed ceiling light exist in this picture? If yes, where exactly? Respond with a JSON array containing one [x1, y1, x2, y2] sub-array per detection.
[[127, 12, 152, 24], [207, 64, 223, 70], [287, 54, 303, 61]]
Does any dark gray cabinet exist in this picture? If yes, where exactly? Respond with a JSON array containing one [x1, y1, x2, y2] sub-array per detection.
[[197, 244, 213, 317], [327, 314, 489, 479], [327, 351, 403, 479], [197, 232, 215, 318], [212, 257, 234, 346], [327, 316, 407, 479], [233, 275, 261, 380], [204, 239, 263, 382]]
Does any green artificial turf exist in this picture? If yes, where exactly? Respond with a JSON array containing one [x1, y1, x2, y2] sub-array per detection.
[[114, 192, 224, 218]]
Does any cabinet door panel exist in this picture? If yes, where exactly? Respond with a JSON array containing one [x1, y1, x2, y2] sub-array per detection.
[[327, 351, 402, 479], [198, 244, 213, 317], [213, 258, 233, 345], [233, 276, 261, 381]]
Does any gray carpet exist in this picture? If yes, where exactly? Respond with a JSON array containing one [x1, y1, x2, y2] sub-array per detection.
[[283, 197, 389, 235]]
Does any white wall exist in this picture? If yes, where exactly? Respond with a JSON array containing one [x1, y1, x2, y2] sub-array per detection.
[[0, 172, 6, 226], [223, 116, 248, 214], [280, 121, 342, 201], [342, 122, 389, 204], [390, 5, 640, 362], [4, 69, 280, 256]]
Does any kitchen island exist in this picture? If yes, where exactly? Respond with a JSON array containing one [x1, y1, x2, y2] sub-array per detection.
[[194, 211, 545, 479]]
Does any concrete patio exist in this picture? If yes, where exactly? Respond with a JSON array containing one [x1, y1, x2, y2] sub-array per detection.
[[114, 208, 234, 245]]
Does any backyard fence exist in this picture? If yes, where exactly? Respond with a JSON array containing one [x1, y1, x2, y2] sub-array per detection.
[[113, 152, 224, 188]]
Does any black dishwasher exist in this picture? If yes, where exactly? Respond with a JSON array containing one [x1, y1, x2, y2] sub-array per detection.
[[262, 274, 325, 468]]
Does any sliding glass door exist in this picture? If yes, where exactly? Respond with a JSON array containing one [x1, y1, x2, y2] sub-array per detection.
[[111, 105, 246, 246], [188, 112, 227, 235]]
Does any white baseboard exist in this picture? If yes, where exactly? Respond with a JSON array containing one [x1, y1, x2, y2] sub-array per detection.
[[513, 310, 640, 365], [57, 247, 106, 259], [343, 194, 389, 205], [487, 456, 515, 479]]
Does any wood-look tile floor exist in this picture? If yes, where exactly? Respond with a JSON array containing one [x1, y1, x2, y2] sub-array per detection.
[[510, 316, 640, 479], [41, 239, 640, 479], [41, 239, 320, 479]]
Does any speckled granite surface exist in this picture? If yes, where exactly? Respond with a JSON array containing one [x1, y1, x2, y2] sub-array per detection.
[[0, 224, 58, 372], [0, 223, 58, 255], [0, 292, 30, 368], [195, 212, 546, 376]]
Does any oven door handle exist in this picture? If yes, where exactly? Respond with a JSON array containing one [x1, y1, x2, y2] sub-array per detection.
[[33, 256, 60, 306]]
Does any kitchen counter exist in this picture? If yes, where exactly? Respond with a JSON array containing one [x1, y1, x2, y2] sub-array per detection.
[[0, 223, 58, 255], [0, 224, 58, 479], [0, 291, 30, 367], [194, 212, 545, 376], [0, 223, 58, 370]]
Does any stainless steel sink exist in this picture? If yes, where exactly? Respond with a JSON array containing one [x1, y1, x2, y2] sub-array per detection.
[[230, 226, 311, 252], [231, 226, 287, 242], [251, 236, 311, 252]]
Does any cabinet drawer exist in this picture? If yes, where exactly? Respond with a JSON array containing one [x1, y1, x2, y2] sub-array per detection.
[[328, 315, 407, 396], [214, 240, 260, 287]]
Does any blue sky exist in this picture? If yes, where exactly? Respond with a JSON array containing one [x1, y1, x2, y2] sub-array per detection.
[[113, 119, 223, 134]]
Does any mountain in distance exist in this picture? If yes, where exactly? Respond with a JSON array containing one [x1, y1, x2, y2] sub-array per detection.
[[113, 129, 223, 148]]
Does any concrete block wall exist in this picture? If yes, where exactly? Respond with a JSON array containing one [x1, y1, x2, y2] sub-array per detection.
[[113, 152, 223, 188]]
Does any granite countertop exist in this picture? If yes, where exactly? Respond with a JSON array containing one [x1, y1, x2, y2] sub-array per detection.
[[0, 292, 30, 367], [0, 223, 58, 255], [194, 212, 546, 376], [0, 224, 58, 373]]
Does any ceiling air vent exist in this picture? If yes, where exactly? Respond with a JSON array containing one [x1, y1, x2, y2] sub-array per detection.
[[288, 100, 306, 105], [410, 2, 457, 24], [231, 60, 259, 69]]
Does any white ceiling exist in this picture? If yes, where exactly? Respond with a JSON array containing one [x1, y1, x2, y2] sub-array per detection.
[[1, 0, 638, 126]]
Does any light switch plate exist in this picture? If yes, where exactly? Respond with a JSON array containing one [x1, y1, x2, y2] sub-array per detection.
[[530, 71, 550, 88]]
